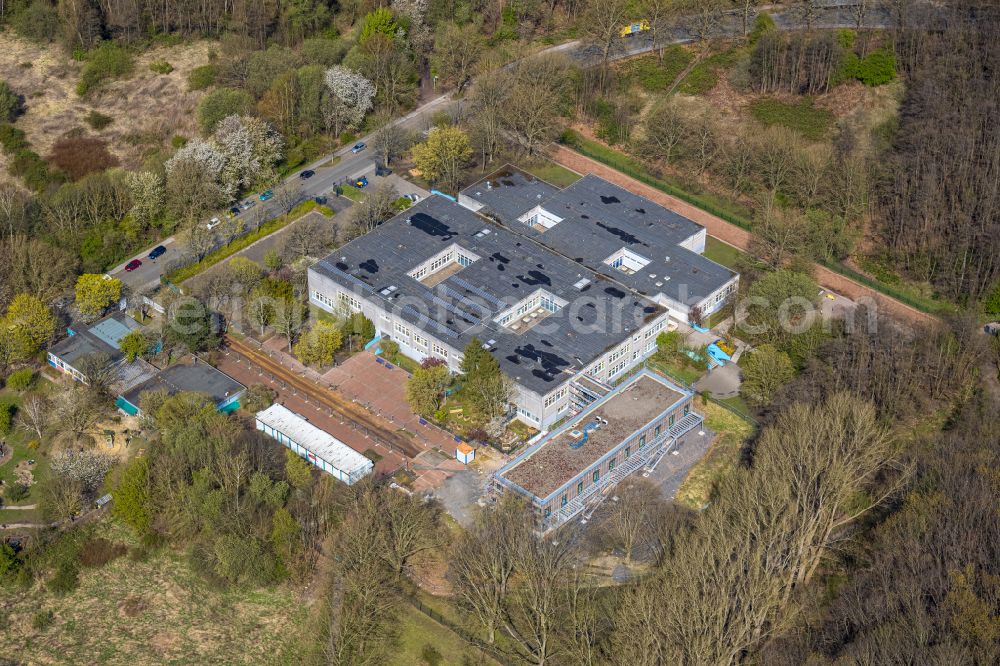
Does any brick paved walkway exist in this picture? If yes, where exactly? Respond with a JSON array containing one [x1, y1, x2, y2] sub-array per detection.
[[323, 351, 461, 457]]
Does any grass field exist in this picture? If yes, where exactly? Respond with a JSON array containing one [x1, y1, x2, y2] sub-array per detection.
[[749, 97, 835, 141], [617, 47, 693, 92], [703, 237, 746, 270], [339, 184, 366, 202], [675, 398, 754, 509], [1, 386, 52, 511], [521, 160, 581, 188], [0, 521, 311, 665], [390, 604, 493, 666]]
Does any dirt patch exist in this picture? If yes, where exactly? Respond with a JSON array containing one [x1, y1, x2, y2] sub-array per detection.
[[119, 595, 147, 618], [0, 34, 217, 185], [14, 460, 35, 486]]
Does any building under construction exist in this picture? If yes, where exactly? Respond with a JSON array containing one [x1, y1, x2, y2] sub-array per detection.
[[492, 369, 703, 533]]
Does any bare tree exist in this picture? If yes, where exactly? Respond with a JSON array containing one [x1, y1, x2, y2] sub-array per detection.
[[18, 394, 51, 442], [641, 100, 686, 166], [348, 183, 398, 236], [450, 495, 531, 644], [580, 0, 630, 65], [369, 112, 408, 170], [600, 478, 665, 563]]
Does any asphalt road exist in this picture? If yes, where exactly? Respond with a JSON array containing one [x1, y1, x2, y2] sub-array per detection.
[[110, 0, 899, 294]]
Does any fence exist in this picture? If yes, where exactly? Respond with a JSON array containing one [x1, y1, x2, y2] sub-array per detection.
[[557, 132, 946, 318], [404, 593, 513, 665]]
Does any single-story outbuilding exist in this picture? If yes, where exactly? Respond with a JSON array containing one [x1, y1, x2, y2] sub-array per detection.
[[47, 312, 143, 382], [255, 404, 374, 485], [116, 360, 245, 416]]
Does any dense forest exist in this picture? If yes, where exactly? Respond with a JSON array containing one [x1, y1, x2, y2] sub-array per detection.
[[878, 2, 1000, 304]]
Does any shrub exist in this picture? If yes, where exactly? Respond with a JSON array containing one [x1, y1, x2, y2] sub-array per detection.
[[47, 562, 79, 596], [79, 538, 128, 568], [856, 48, 897, 86], [48, 136, 119, 180], [196, 87, 252, 134], [188, 64, 218, 90], [0, 124, 29, 153], [84, 110, 114, 130], [10, 0, 60, 44], [170, 134, 187, 148], [149, 59, 173, 75], [10, 148, 62, 191], [78, 42, 135, 96], [5, 368, 35, 391], [6, 483, 30, 502], [983, 281, 1000, 316], [0, 81, 24, 123], [0, 401, 13, 435], [421, 644, 443, 666], [749, 97, 834, 141], [32, 610, 55, 631]]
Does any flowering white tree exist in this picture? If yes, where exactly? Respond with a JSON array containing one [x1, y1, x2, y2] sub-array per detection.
[[213, 114, 285, 194], [51, 450, 116, 492], [125, 171, 165, 226], [323, 66, 376, 135], [166, 138, 232, 199]]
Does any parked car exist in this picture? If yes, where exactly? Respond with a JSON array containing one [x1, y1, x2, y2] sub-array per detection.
[[985, 322, 1000, 336], [240, 200, 256, 210], [148, 245, 167, 260], [403, 193, 421, 203], [313, 196, 327, 205], [124, 259, 142, 272], [228, 206, 241, 217], [351, 142, 366, 154], [299, 169, 315, 179], [354, 177, 369, 189], [259, 190, 274, 201], [206, 217, 221, 230]]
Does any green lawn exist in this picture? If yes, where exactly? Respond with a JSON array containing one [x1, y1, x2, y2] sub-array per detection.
[[521, 160, 582, 188], [390, 604, 495, 666], [618, 47, 693, 92], [676, 46, 747, 96], [0, 387, 52, 508], [648, 356, 705, 386], [749, 97, 834, 141], [703, 236, 747, 270], [340, 184, 366, 202], [675, 398, 754, 509]]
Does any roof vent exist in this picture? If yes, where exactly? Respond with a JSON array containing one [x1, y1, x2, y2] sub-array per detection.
[[406, 218, 412, 225], [665, 256, 670, 262]]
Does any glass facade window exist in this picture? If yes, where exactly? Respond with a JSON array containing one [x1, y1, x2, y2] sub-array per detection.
[[684, 405, 690, 416], [561, 495, 567, 507], [669, 414, 675, 427], [593, 469, 600, 483], [625, 446, 631, 459], [655, 425, 661, 437], [577, 481, 583, 495], [639, 435, 646, 447], [609, 459, 616, 472]]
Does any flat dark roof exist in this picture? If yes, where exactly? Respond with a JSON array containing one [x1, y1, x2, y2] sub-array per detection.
[[461, 171, 736, 303], [122, 360, 244, 408], [462, 167, 561, 222], [500, 372, 687, 498], [49, 313, 142, 367], [310, 196, 664, 395]]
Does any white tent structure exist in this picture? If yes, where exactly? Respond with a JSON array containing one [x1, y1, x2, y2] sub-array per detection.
[[255, 404, 374, 485]]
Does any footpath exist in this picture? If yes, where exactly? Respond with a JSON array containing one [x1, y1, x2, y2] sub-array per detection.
[[549, 145, 938, 326]]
